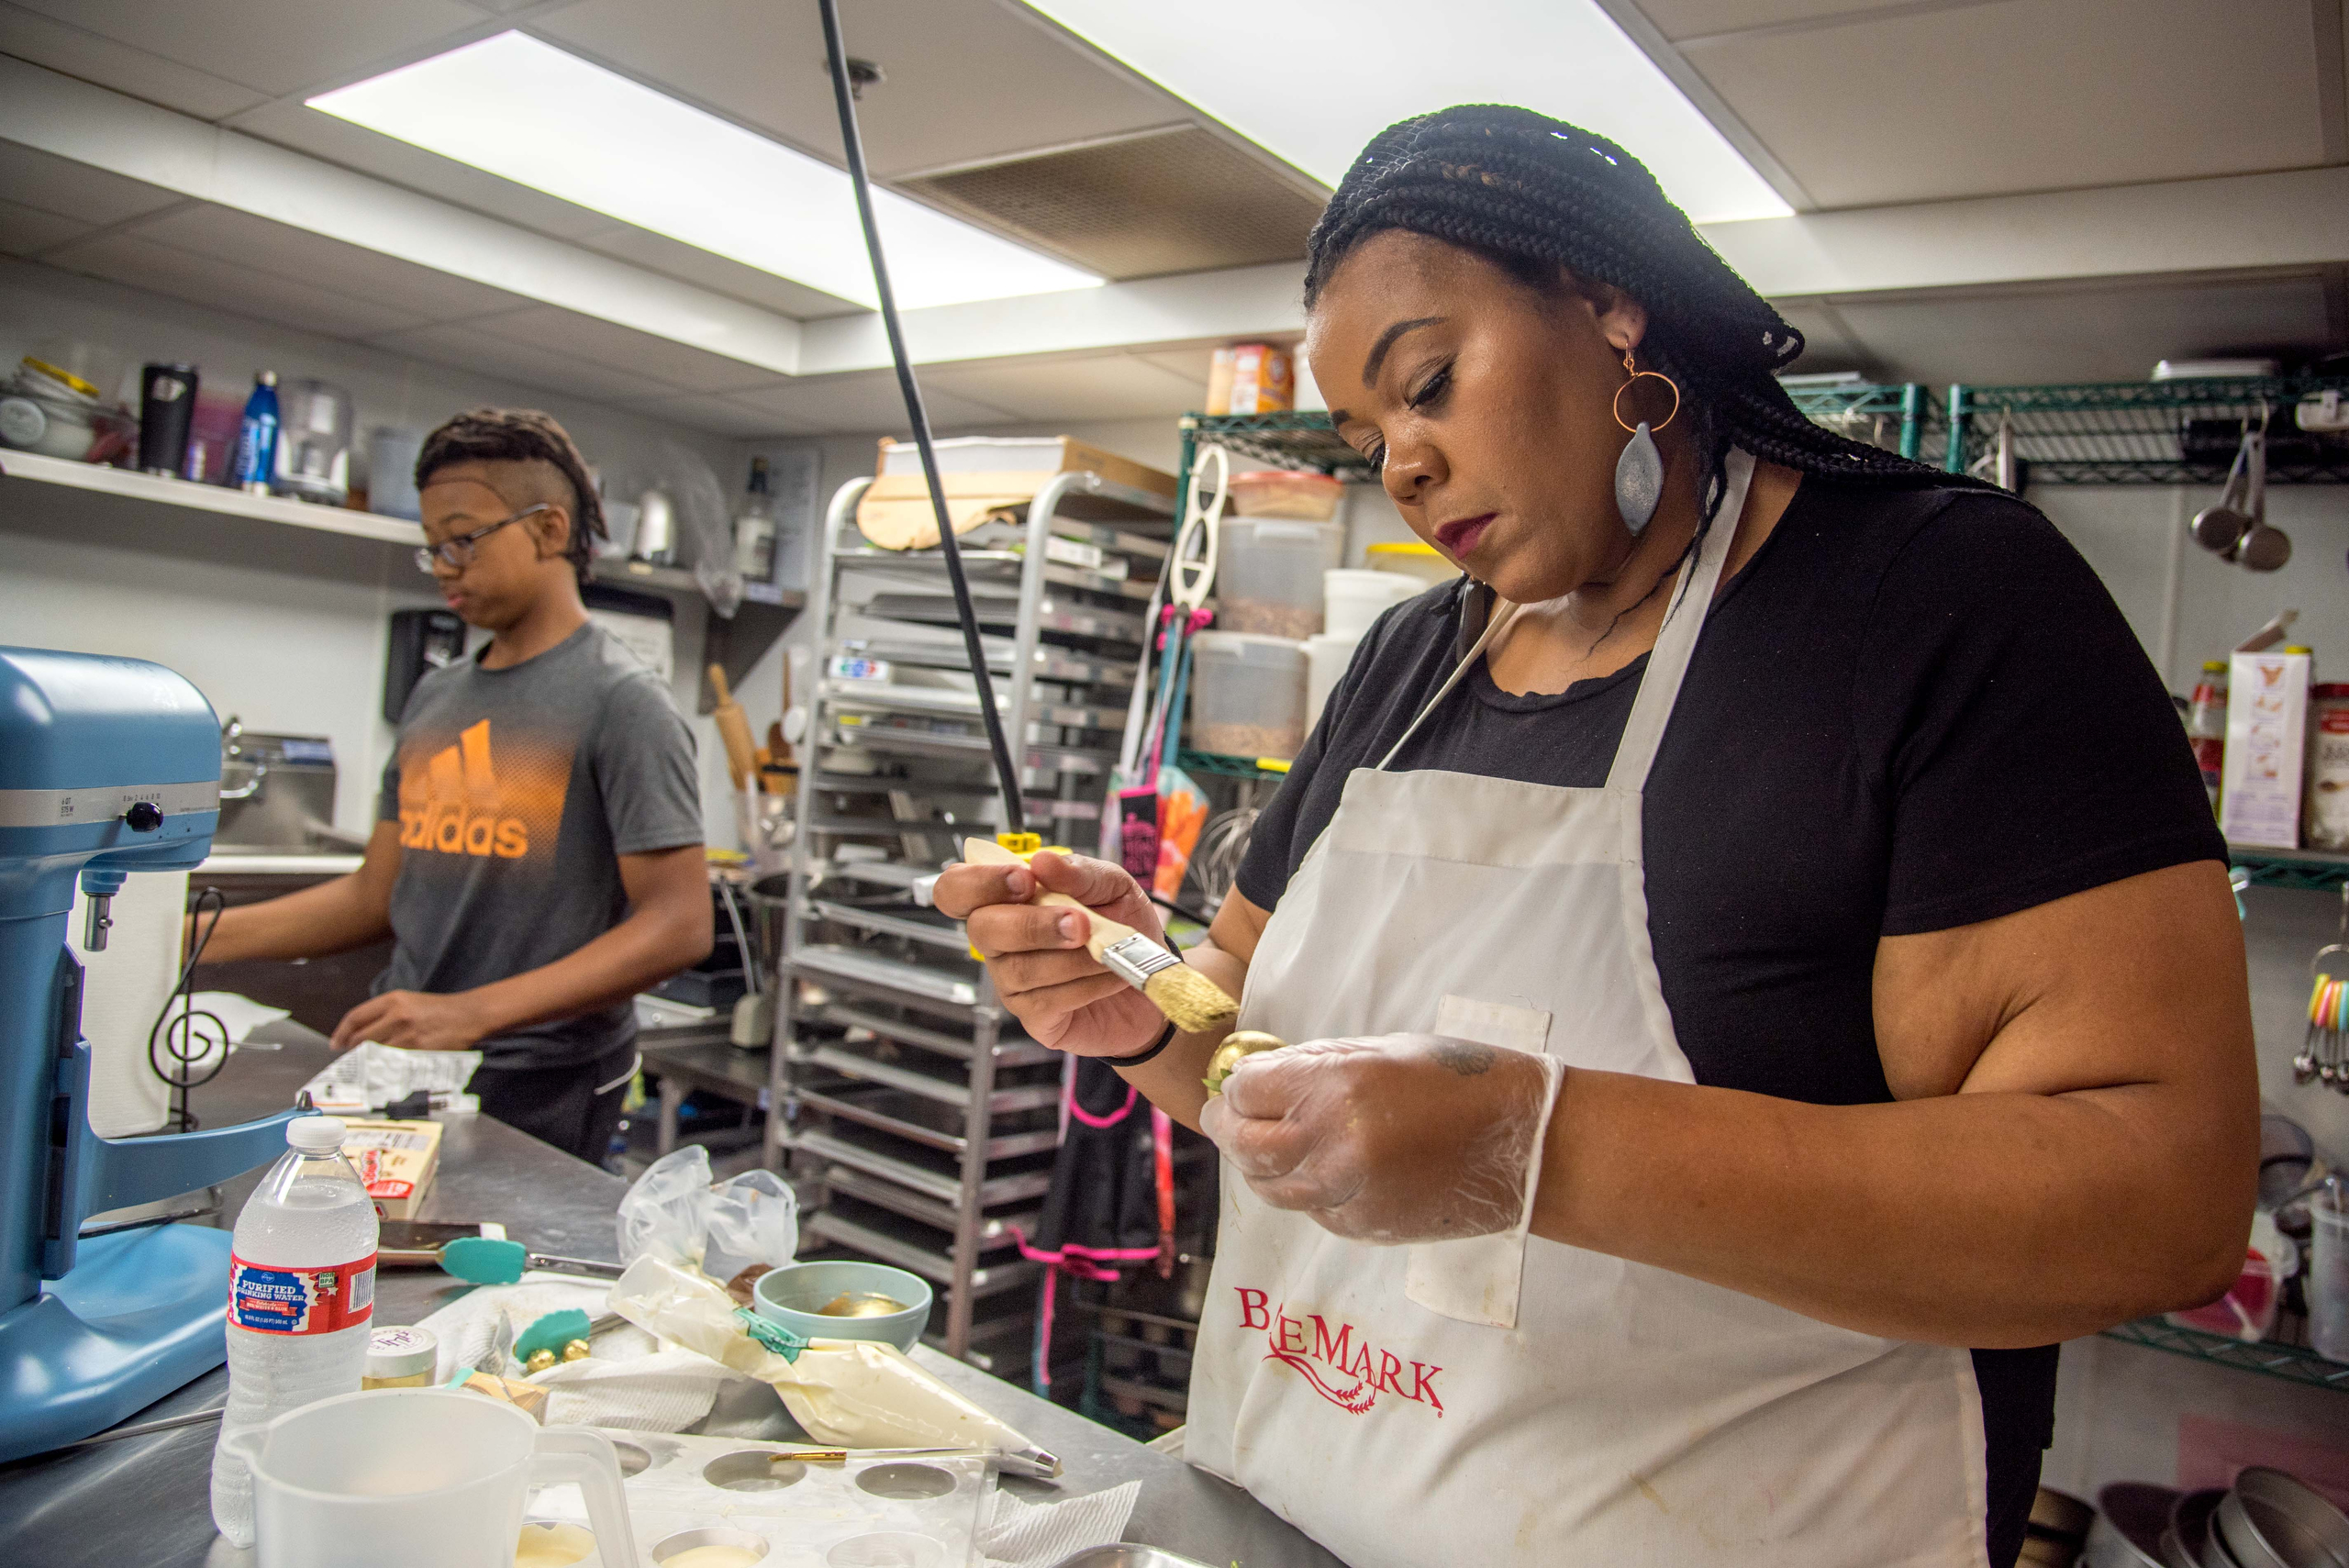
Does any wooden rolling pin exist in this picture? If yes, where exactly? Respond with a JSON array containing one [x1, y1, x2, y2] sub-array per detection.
[[708, 663, 758, 791]]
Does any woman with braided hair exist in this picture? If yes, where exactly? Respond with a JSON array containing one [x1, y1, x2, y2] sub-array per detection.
[[937, 107, 2252, 1567]]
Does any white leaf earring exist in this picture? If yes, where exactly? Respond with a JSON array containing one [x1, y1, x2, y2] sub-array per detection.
[[1612, 348, 1681, 537]]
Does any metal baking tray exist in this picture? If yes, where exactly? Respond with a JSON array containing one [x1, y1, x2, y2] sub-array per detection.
[[1048, 1549, 1216, 1568]]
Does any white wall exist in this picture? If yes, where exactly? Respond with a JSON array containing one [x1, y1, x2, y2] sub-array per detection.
[[0, 257, 761, 840]]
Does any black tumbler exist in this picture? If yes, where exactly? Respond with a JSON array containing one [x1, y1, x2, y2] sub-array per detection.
[[138, 362, 198, 477]]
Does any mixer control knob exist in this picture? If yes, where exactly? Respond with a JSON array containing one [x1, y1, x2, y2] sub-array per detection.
[[123, 801, 163, 831]]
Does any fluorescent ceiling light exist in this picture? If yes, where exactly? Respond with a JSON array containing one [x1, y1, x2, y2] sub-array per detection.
[[309, 31, 1101, 311], [1019, 1, 1790, 225]]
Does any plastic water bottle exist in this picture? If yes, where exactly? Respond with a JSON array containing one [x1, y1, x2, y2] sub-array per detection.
[[210, 1116, 380, 1547], [232, 369, 280, 495]]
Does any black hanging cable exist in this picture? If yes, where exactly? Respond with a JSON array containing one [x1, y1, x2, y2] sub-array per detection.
[[150, 884, 229, 1130], [818, 0, 1026, 837]]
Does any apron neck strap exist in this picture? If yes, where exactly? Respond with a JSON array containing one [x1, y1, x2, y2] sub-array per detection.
[[1604, 447, 1756, 791], [1376, 447, 1757, 781], [1376, 594, 1521, 771]]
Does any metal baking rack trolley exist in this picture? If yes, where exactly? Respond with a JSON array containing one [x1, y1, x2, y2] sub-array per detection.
[[772, 468, 1176, 1378]]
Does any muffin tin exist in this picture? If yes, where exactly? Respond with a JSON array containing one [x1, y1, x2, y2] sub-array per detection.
[[526, 1428, 992, 1567]]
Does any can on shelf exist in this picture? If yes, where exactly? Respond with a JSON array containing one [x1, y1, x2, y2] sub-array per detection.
[[2304, 683, 2349, 851]]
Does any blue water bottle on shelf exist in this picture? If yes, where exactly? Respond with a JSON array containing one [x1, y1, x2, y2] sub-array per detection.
[[232, 371, 279, 495]]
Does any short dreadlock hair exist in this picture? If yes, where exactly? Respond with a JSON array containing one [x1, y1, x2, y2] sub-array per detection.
[[1304, 106, 1975, 538], [415, 407, 606, 584]]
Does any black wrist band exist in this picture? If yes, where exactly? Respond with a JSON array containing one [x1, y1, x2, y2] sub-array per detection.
[[1109, 1018, 1178, 1068]]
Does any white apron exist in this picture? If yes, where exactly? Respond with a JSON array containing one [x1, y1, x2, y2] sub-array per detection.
[[1188, 451, 1990, 1568]]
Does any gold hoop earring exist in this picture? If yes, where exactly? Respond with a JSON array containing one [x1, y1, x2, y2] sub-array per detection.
[[1612, 349, 1680, 435]]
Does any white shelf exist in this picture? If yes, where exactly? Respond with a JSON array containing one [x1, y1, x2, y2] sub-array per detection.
[[0, 449, 424, 548]]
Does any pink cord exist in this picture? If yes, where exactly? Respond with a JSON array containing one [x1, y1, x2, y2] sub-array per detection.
[[1067, 1081, 1139, 1130]]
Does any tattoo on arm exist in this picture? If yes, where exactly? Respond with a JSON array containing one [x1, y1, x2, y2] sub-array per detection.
[[1431, 1039, 1496, 1076]]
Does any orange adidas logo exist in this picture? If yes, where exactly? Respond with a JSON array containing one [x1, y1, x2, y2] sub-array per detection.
[[398, 719, 529, 858]]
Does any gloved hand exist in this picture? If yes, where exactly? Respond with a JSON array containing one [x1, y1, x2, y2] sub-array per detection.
[[1200, 1034, 1563, 1245]]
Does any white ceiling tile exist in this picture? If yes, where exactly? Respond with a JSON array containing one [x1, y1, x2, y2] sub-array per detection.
[[473, 306, 779, 394], [0, 3, 267, 117], [618, 392, 809, 439], [368, 320, 686, 406], [726, 372, 1016, 436], [12, 0, 490, 97], [536, 0, 1178, 179], [47, 229, 430, 338], [923, 353, 1204, 421], [0, 195, 90, 255], [1685, 0, 2328, 207], [0, 137, 185, 226], [129, 204, 534, 321], [1826, 272, 2334, 385], [576, 225, 861, 320], [228, 100, 625, 243], [1634, 0, 1961, 42]]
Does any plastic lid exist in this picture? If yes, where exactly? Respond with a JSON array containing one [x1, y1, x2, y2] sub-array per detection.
[[287, 1115, 347, 1153], [365, 1325, 437, 1378], [256, 370, 278, 386], [20, 355, 100, 399], [2316, 684, 2349, 698], [1365, 541, 1441, 557], [2283, 645, 2313, 655], [1193, 628, 1309, 653], [1231, 470, 1340, 486], [2202, 660, 2228, 672]]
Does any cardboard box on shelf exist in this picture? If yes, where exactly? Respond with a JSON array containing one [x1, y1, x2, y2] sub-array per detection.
[[342, 1118, 442, 1220], [855, 435, 1176, 550], [1207, 344, 1294, 417], [2221, 649, 2313, 850]]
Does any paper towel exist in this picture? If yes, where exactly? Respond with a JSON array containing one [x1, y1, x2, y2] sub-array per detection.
[[67, 870, 184, 1137], [978, 1481, 1141, 1568]]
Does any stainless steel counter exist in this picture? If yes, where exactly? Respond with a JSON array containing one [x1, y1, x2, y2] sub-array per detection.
[[0, 1022, 1344, 1568]]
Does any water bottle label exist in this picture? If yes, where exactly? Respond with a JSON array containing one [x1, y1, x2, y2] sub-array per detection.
[[228, 1251, 377, 1335]]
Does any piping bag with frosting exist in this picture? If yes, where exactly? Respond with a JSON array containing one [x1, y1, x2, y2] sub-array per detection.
[[607, 1258, 1058, 1473]]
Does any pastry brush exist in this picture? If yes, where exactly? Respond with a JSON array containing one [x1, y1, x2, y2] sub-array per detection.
[[962, 838, 1239, 1035]]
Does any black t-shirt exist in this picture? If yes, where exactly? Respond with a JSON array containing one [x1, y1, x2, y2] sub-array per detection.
[[1235, 479, 2224, 1561]]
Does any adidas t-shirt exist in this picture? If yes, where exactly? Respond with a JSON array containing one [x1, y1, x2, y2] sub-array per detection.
[[375, 622, 703, 1070]]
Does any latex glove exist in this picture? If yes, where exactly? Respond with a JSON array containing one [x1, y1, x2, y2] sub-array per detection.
[[1200, 1033, 1562, 1245], [931, 850, 1169, 1060], [330, 989, 489, 1052]]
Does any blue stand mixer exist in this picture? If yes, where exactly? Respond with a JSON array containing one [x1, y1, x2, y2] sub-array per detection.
[[0, 646, 301, 1462]]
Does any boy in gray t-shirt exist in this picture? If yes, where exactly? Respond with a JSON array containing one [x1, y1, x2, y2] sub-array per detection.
[[196, 409, 712, 1162]]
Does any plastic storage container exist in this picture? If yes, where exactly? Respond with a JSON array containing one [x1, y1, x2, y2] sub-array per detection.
[[1227, 469, 1341, 520], [1216, 516, 1343, 638], [1324, 568, 1422, 639], [1305, 631, 1356, 730], [1189, 631, 1308, 760], [2314, 1184, 2348, 1363], [1365, 540, 1461, 586]]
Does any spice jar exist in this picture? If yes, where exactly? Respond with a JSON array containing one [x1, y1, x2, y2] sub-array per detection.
[[2305, 684, 2349, 850]]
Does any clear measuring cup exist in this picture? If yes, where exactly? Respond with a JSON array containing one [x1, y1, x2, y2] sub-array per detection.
[[219, 1387, 639, 1567]]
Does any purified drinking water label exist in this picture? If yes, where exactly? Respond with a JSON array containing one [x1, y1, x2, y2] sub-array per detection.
[[229, 1251, 377, 1335]]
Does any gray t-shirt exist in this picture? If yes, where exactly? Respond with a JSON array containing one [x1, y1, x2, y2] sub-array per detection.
[[375, 623, 702, 1070]]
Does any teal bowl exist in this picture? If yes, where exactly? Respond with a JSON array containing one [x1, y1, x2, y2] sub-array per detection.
[[752, 1261, 931, 1353]]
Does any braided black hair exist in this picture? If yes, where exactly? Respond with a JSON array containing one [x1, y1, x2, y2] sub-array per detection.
[[416, 407, 607, 584], [1305, 106, 1971, 534]]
